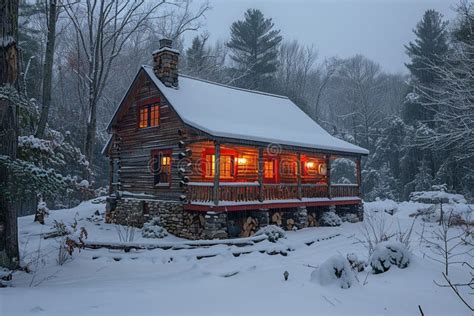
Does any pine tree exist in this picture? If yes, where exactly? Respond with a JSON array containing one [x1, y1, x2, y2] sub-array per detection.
[[227, 9, 282, 90], [364, 163, 398, 201], [413, 160, 433, 191], [403, 10, 449, 124], [185, 35, 207, 76]]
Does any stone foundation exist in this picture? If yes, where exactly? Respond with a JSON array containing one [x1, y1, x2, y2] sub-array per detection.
[[106, 197, 363, 240], [107, 197, 203, 239]]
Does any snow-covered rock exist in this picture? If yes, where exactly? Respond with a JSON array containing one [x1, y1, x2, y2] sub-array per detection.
[[254, 225, 286, 242], [319, 211, 342, 227], [311, 254, 355, 289], [364, 198, 398, 215], [370, 241, 410, 274], [410, 190, 467, 204]]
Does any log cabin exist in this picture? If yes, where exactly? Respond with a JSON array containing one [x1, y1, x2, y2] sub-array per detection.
[[103, 38, 369, 239]]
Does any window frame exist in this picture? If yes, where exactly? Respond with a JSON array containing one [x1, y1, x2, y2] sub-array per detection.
[[263, 158, 278, 183], [201, 148, 237, 180], [151, 149, 172, 187], [137, 97, 161, 129]]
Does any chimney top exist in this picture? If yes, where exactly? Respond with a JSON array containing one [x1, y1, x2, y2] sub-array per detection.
[[153, 38, 179, 88], [159, 38, 173, 49]]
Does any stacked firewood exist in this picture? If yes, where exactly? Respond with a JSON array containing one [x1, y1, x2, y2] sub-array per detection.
[[307, 212, 319, 227], [184, 213, 205, 237], [241, 216, 259, 237], [271, 212, 283, 226], [286, 218, 295, 230]]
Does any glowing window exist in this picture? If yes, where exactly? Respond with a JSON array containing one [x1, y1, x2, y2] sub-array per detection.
[[205, 154, 233, 178], [153, 151, 171, 185], [264, 160, 275, 179], [139, 104, 160, 128]]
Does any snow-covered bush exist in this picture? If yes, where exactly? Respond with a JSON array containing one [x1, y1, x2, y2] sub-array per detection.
[[340, 213, 359, 223], [311, 254, 355, 289], [319, 211, 342, 227], [370, 241, 410, 274], [142, 217, 168, 239], [358, 211, 392, 255], [255, 225, 286, 242], [346, 253, 366, 272]]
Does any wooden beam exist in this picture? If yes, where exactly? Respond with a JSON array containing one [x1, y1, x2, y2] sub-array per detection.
[[108, 158, 114, 195], [185, 199, 362, 212], [213, 141, 220, 205], [356, 157, 362, 197], [258, 147, 264, 202], [297, 152, 302, 200], [326, 154, 332, 199]]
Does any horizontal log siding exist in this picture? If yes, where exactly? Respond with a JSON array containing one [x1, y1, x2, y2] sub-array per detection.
[[187, 142, 258, 182], [301, 154, 327, 184], [114, 74, 187, 199]]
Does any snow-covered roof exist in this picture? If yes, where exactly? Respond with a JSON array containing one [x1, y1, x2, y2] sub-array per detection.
[[141, 66, 368, 155]]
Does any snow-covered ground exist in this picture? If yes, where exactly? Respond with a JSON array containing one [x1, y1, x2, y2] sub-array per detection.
[[1, 198, 472, 316]]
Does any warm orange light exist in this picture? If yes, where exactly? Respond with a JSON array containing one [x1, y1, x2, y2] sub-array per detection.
[[237, 157, 247, 165], [306, 161, 315, 168], [161, 156, 170, 166]]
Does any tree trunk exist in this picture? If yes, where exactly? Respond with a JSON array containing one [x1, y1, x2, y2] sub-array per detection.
[[36, 0, 58, 138], [0, 0, 20, 269], [83, 87, 97, 178]]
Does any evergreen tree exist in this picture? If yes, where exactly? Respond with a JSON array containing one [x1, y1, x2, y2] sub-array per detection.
[[227, 9, 282, 90], [185, 35, 207, 76], [413, 160, 433, 191], [364, 163, 398, 201], [403, 10, 449, 124]]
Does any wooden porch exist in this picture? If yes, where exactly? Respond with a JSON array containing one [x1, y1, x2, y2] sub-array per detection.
[[183, 141, 362, 210]]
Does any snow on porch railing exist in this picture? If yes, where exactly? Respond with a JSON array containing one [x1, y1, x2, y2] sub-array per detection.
[[301, 184, 328, 198], [187, 183, 359, 203], [330, 184, 359, 197]]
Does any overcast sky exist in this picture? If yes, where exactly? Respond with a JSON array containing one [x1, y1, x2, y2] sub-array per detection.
[[190, 0, 459, 73]]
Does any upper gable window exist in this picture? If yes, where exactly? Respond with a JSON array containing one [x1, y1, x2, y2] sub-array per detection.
[[139, 103, 160, 128]]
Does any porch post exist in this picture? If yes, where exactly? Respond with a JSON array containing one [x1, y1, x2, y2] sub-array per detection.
[[108, 157, 114, 195], [356, 156, 362, 197], [297, 152, 302, 200], [258, 147, 264, 202], [326, 154, 332, 199], [213, 141, 220, 206]]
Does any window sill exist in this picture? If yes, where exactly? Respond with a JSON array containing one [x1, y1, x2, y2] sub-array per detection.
[[138, 125, 160, 130]]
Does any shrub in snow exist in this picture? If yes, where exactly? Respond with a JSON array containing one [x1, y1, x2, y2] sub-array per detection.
[[142, 217, 168, 239], [346, 253, 366, 272], [340, 213, 359, 223], [370, 241, 410, 274], [311, 254, 355, 289], [255, 225, 286, 242], [319, 211, 342, 227]]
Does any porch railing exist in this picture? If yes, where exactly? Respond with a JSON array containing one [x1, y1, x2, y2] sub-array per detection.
[[330, 184, 359, 198], [301, 184, 328, 198], [187, 182, 359, 203], [263, 183, 299, 200]]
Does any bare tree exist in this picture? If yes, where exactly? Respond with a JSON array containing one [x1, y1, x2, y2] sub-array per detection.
[[311, 58, 340, 121], [36, 0, 60, 138], [62, 0, 168, 175], [421, 211, 473, 276], [275, 40, 317, 111], [335, 55, 385, 149]]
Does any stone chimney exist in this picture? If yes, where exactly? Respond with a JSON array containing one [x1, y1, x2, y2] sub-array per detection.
[[152, 38, 179, 88]]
